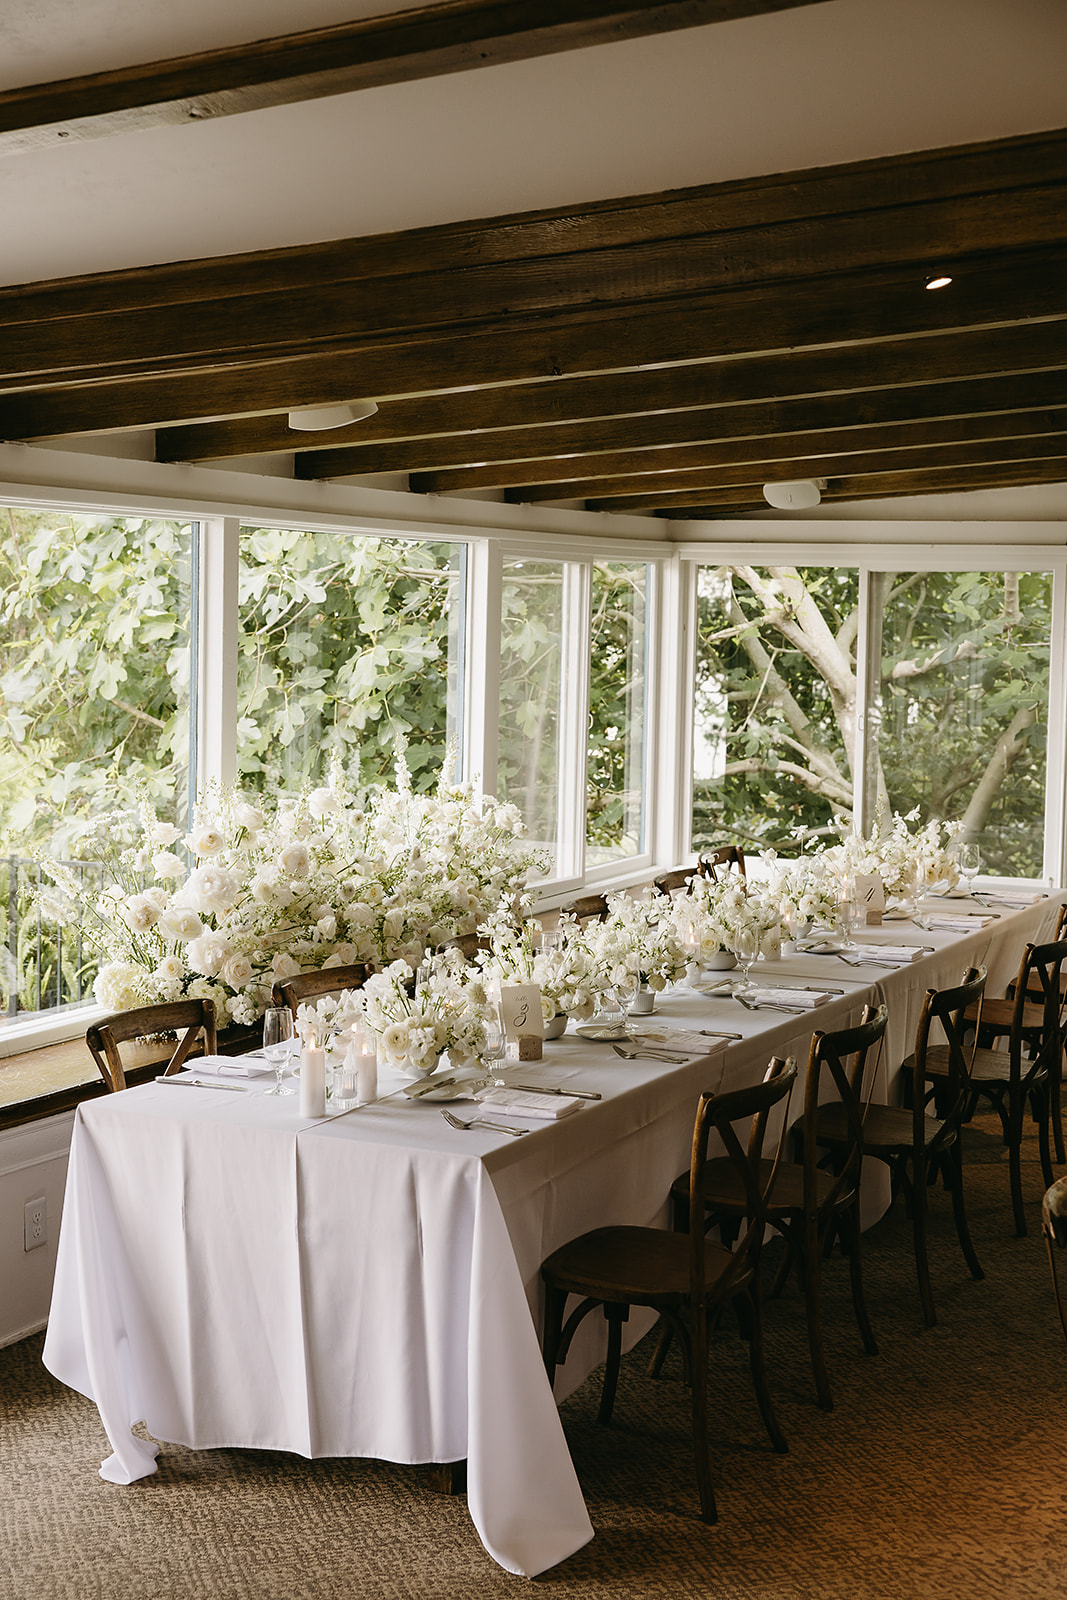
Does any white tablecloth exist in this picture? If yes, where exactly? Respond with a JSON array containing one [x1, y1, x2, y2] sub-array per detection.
[[42, 892, 1063, 1575]]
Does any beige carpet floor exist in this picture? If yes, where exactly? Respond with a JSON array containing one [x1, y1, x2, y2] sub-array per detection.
[[3, 1109, 1066, 1600]]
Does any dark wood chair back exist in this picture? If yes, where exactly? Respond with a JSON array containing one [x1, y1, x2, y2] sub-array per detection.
[[86, 998, 218, 1092], [272, 962, 370, 1018], [435, 933, 492, 962], [559, 893, 609, 924], [653, 865, 702, 897], [699, 845, 747, 883], [910, 965, 987, 1150], [802, 1003, 889, 1220]]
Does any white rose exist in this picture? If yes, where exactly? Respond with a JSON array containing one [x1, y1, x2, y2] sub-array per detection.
[[151, 821, 182, 847], [122, 894, 160, 933], [189, 824, 226, 857], [185, 864, 240, 916], [221, 952, 254, 989], [277, 843, 309, 879], [270, 952, 302, 980], [308, 788, 342, 819], [186, 933, 231, 978], [142, 885, 169, 912], [233, 803, 265, 832], [153, 851, 186, 881], [345, 902, 373, 928], [158, 905, 203, 942]]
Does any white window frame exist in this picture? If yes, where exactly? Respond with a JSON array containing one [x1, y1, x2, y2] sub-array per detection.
[[678, 537, 1067, 887]]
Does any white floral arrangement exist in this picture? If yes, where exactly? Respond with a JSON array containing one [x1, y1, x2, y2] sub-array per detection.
[[820, 809, 962, 900], [483, 909, 608, 1023], [362, 955, 491, 1075], [294, 989, 365, 1055], [761, 850, 842, 931], [589, 892, 691, 992], [38, 759, 549, 1030], [670, 875, 782, 960]]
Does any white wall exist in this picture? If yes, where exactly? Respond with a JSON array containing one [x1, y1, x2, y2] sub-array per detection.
[[0, 1112, 74, 1347]]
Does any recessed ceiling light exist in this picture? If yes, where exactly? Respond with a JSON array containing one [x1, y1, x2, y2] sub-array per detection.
[[288, 400, 378, 431], [924, 273, 953, 290]]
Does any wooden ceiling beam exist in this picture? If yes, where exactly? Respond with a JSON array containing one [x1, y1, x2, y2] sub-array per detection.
[[662, 458, 1067, 517], [2, 123, 1059, 325], [178, 329, 1067, 468], [0, 2, 824, 156], [9, 258, 1067, 441], [587, 442, 1067, 510], [4, 198, 1064, 385], [417, 406, 1067, 493]]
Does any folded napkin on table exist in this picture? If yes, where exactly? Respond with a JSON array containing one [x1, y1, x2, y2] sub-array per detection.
[[979, 891, 1045, 908], [848, 943, 927, 962], [475, 1087, 584, 1120], [177, 1054, 275, 1077], [748, 986, 833, 1008]]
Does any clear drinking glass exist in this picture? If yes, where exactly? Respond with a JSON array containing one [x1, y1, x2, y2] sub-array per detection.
[[733, 925, 760, 991], [958, 841, 982, 891], [262, 1007, 295, 1096]]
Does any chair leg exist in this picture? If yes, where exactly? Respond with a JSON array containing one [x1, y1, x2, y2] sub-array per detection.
[[911, 1152, 936, 1329], [1038, 1085, 1056, 1191], [542, 1282, 567, 1381], [946, 1141, 985, 1283], [841, 1203, 879, 1358], [1008, 1109, 1028, 1238], [598, 1306, 628, 1426], [646, 1315, 673, 1378], [1052, 1053, 1066, 1165], [687, 1309, 717, 1524], [802, 1216, 833, 1411], [738, 1286, 788, 1454]]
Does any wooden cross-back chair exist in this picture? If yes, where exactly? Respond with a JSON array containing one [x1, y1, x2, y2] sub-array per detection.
[[558, 893, 610, 925], [813, 968, 987, 1329], [272, 962, 370, 1019], [86, 998, 218, 1093], [699, 845, 747, 884], [668, 1004, 888, 1411], [653, 865, 703, 897], [434, 933, 492, 963], [952, 938, 1067, 1236], [991, 901, 1067, 1163], [540, 1056, 797, 1525]]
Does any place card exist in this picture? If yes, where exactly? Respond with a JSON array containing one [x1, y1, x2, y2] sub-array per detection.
[[499, 983, 544, 1042], [854, 872, 885, 926]]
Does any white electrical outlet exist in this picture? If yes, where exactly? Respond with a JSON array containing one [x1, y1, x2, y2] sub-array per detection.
[[24, 1196, 47, 1252]]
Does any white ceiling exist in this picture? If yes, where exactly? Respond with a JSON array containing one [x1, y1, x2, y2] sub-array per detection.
[[1, 0, 1066, 289]]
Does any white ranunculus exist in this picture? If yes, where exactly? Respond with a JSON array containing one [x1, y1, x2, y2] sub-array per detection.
[[151, 821, 182, 847], [153, 850, 186, 880], [158, 905, 203, 942], [277, 842, 310, 879], [381, 1022, 410, 1058], [189, 824, 226, 858], [185, 864, 240, 916], [186, 933, 231, 978], [220, 952, 254, 989], [122, 894, 160, 933]]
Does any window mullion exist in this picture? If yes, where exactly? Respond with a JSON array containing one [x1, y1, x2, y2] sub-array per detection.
[[558, 562, 591, 882], [196, 515, 240, 797]]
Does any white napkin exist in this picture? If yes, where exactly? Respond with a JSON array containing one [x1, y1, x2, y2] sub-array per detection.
[[749, 986, 833, 1009], [180, 1053, 275, 1078], [475, 1087, 584, 1120], [849, 942, 927, 962]]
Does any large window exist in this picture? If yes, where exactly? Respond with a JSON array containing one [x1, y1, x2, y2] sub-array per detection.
[[692, 559, 1055, 878], [586, 560, 648, 868], [237, 528, 465, 793], [1, 508, 194, 1018], [496, 558, 565, 863]]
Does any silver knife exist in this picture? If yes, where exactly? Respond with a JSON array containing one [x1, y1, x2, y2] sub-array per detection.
[[158, 1075, 249, 1092], [508, 1082, 602, 1101]]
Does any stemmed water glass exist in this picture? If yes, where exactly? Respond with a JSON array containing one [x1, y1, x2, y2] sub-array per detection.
[[733, 924, 760, 992], [262, 1006, 295, 1096], [958, 841, 982, 893]]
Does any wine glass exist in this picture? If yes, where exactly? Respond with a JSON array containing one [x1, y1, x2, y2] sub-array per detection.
[[836, 894, 865, 955], [733, 924, 760, 992], [479, 1005, 508, 1087], [958, 841, 982, 894], [262, 1006, 295, 1096]]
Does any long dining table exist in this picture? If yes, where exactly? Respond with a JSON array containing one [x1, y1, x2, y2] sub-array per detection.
[[42, 890, 1065, 1577]]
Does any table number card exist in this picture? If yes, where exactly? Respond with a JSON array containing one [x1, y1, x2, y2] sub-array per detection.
[[499, 983, 544, 1041], [855, 872, 885, 925]]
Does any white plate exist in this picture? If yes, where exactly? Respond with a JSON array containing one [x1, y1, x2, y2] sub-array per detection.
[[574, 1023, 631, 1042], [401, 1073, 484, 1102]]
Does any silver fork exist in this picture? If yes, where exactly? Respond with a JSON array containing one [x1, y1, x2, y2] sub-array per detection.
[[440, 1108, 529, 1137]]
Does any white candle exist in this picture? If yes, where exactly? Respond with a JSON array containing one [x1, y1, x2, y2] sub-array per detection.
[[299, 1032, 326, 1118], [357, 1034, 378, 1106]]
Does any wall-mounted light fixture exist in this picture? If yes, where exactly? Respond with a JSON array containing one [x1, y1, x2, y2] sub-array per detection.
[[924, 273, 953, 290], [762, 478, 825, 510], [287, 400, 378, 431]]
